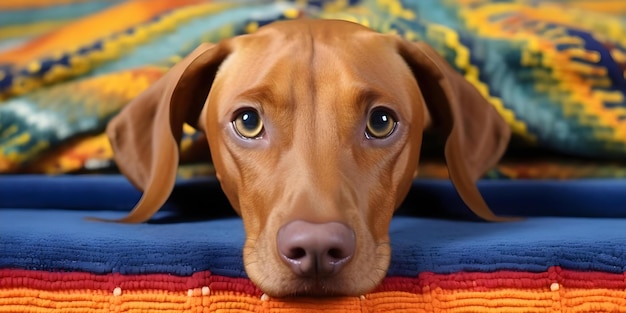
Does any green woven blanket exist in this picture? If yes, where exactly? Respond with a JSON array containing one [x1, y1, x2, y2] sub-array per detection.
[[1, 0, 625, 178]]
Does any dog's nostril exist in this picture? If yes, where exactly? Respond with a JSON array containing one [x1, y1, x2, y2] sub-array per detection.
[[327, 248, 344, 260], [277, 220, 355, 277], [288, 248, 306, 260]]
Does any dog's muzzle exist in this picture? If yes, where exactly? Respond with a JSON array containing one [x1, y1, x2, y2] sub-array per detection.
[[277, 221, 356, 278]]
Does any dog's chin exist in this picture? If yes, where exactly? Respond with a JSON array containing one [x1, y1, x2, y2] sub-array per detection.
[[257, 275, 382, 298]]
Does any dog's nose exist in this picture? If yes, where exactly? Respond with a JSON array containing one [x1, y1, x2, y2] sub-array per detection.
[[277, 221, 355, 277]]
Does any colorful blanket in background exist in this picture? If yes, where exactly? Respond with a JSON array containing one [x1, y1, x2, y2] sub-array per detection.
[[0, 0, 625, 178]]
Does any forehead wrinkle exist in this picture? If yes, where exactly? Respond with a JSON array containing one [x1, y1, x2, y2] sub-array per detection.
[[331, 52, 416, 121], [235, 85, 278, 111], [353, 86, 401, 111]]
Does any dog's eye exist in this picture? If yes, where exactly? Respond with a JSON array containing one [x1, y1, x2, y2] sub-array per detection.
[[366, 108, 396, 139], [233, 109, 264, 138]]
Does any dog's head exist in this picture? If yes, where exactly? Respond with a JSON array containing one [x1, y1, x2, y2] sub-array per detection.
[[106, 19, 510, 297]]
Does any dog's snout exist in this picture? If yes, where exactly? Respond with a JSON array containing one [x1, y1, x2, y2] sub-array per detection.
[[277, 221, 355, 278]]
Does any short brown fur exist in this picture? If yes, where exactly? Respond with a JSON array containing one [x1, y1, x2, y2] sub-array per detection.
[[105, 19, 512, 297]]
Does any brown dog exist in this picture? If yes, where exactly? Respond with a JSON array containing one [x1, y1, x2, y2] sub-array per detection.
[[105, 19, 511, 297]]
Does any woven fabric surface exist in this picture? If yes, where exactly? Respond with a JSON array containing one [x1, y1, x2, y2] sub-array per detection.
[[2, 268, 626, 312], [2, 208, 626, 312], [0, 0, 625, 176], [3, 210, 626, 276]]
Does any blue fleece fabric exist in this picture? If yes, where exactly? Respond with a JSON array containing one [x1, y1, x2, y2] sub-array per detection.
[[1, 175, 626, 278], [2, 211, 625, 277]]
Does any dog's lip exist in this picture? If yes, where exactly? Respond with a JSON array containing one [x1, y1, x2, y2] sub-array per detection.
[[279, 254, 353, 278], [261, 267, 381, 298], [280, 277, 354, 297]]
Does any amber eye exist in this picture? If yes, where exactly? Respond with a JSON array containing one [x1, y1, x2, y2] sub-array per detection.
[[233, 109, 264, 138], [366, 108, 397, 139]]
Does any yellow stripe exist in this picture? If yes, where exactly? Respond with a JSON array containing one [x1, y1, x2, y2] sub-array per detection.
[[456, 1, 626, 146], [0, 21, 70, 40], [427, 24, 533, 140]]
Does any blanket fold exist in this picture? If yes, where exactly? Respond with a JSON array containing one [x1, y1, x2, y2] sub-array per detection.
[[1, 0, 625, 177]]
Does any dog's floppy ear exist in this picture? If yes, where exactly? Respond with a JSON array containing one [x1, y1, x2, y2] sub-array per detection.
[[397, 40, 514, 222], [101, 42, 231, 223]]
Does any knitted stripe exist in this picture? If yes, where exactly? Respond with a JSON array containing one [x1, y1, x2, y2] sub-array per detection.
[[2, 267, 626, 312], [2, 0, 626, 174], [4, 267, 625, 292]]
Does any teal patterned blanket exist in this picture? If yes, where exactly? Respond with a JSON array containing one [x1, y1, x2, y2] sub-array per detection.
[[0, 0, 625, 177]]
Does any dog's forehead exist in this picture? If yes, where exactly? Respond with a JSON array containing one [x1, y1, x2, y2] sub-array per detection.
[[211, 19, 418, 124], [233, 19, 395, 58], [221, 20, 410, 93]]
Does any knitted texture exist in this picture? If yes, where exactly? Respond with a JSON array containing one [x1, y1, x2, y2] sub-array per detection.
[[3, 207, 626, 312], [1, 0, 625, 175], [2, 268, 626, 312]]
